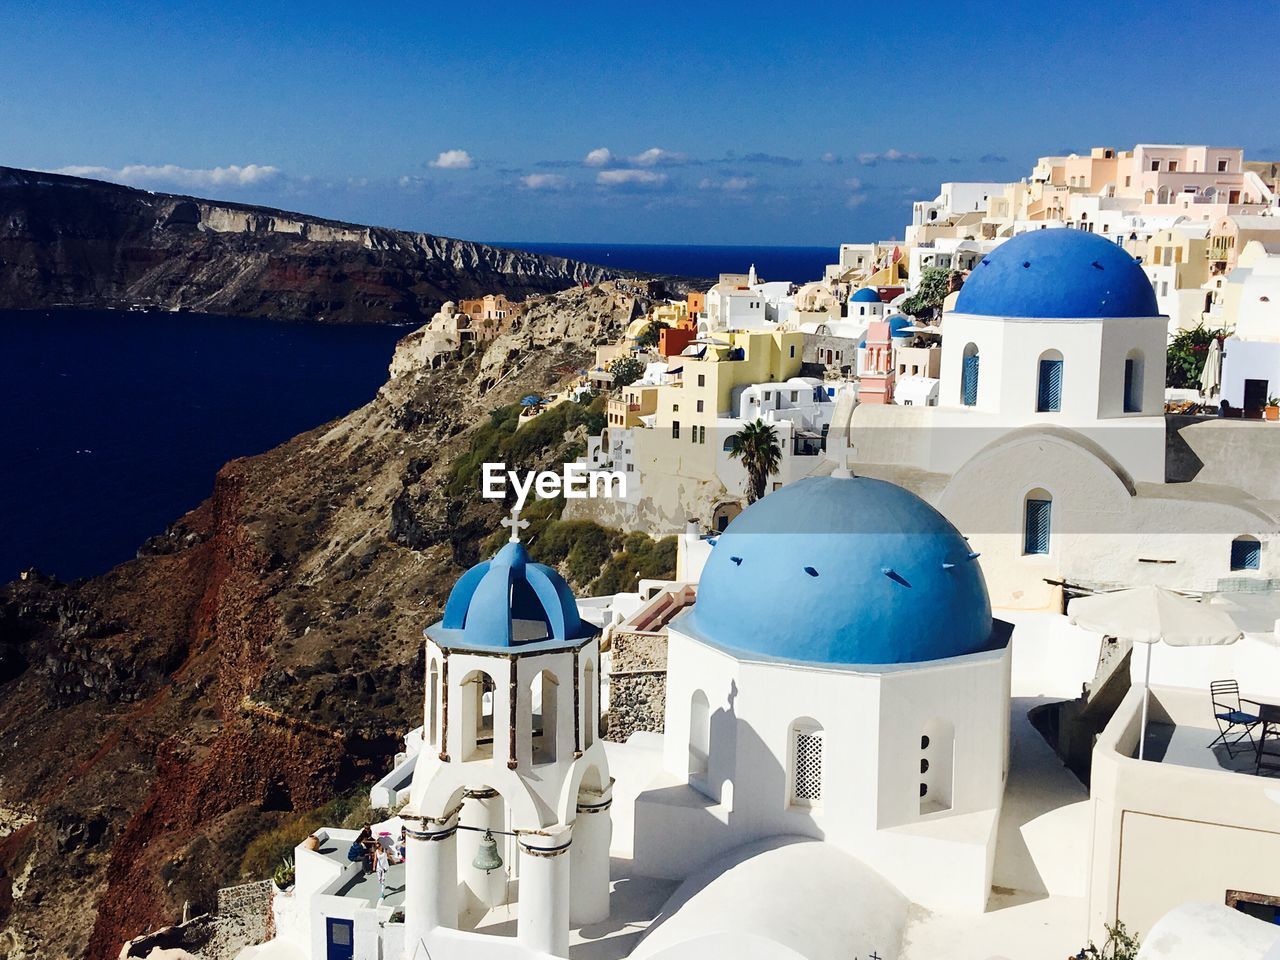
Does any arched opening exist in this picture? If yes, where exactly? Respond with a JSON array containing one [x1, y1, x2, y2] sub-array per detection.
[[1036, 349, 1063, 413], [461, 669, 496, 762], [1124, 349, 1144, 413], [711, 501, 743, 532], [1231, 535, 1261, 571], [428, 658, 440, 747], [1024, 488, 1053, 556], [1157, 185, 1172, 204], [788, 717, 824, 808], [961, 342, 980, 407], [1144, 189, 1154, 204], [689, 690, 710, 782], [530, 669, 560, 765], [583, 660, 596, 749], [919, 719, 955, 815]]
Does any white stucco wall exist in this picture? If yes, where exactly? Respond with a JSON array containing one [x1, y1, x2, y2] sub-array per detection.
[[643, 627, 1010, 912]]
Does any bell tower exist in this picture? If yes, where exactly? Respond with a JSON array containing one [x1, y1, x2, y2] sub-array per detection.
[[401, 509, 612, 959]]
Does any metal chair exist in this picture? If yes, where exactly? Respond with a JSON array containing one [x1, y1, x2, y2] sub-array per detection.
[[1209, 680, 1261, 758]]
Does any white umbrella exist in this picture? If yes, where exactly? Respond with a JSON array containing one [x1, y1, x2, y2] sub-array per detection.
[[1067, 585, 1242, 759], [1199, 337, 1223, 400]]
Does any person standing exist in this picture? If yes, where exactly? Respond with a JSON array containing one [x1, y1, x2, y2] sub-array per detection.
[[375, 843, 390, 901]]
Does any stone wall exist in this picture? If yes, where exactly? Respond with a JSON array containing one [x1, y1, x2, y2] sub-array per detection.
[[605, 631, 668, 742]]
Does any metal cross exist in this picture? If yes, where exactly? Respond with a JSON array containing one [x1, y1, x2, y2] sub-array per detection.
[[501, 508, 531, 543]]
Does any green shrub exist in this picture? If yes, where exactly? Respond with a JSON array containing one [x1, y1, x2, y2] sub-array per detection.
[[1167, 324, 1229, 389]]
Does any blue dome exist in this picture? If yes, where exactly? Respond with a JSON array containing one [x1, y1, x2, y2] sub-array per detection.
[[683, 477, 993, 666], [955, 228, 1159, 319], [850, 287, 882, 303], [888, 315, 913, 339], [427, 541, 595, 650]]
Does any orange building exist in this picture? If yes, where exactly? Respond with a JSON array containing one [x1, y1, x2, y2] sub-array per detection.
[[687, 291, 706, 318]]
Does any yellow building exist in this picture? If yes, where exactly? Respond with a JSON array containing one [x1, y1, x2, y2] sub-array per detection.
[[625, 329, 805, 511], [1142, 224, 1212, 331], [607, 383, 660, 429], [626, 300, 689, 341]]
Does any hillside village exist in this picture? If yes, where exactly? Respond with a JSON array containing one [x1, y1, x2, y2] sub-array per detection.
[[189, 144, 1280, 960]]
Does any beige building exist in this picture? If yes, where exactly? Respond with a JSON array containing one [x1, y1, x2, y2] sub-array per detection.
[[1209, 214, 1280, 273]]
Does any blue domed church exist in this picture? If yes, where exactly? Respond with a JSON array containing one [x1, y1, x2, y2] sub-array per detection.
[[398, 530, 613, 958], [640, 474, 1013, 914]]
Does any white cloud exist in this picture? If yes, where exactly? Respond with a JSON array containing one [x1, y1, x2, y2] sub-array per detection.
[[519, 173, 570, 191], [699, 175, 755, 192], [597, 169, 668, 187], [629, 147, 687, 167], [846, 192, 868, 209], [821, 152, 843, 165], [583, 147, 613, 167], [845, 177, 863, 190], [856, 148, 936, 166], [429, 149, 475, 170], [53, 163, 283, 189]]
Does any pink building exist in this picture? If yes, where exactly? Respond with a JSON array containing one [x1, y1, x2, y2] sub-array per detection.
[[857, 320, 896, 405]]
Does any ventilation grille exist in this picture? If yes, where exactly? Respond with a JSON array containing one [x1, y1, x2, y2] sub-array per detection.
[[794, 732, 823, 802]]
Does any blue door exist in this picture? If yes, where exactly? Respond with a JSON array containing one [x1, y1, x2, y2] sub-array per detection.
[[326, 918, 354, 960]]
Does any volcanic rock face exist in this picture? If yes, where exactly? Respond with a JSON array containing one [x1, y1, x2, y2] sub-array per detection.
[[0, 166, 622, 324], [0, 281, 649, 959]]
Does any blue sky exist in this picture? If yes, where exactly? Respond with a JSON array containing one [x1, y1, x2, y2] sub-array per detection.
[[2, 1, 1276, 245]]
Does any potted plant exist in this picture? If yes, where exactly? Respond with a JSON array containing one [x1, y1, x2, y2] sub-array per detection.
[[272, 854, 296, 892], [1267, 396, 1280, 421]]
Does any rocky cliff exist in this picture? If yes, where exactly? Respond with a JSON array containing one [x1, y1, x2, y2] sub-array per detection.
[[0, 166, 624, 323], [0, 281, 656, 959]]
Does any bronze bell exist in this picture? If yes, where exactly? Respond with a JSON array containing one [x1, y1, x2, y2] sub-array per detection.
[[472, 830, 503, 874]]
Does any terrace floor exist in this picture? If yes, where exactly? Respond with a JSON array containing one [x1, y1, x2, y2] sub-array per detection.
[[1142, 720, 1275, 776], [335, 860, 407, 907]]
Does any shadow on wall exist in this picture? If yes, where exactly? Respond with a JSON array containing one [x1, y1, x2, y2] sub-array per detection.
[[1165, 414, 1207, 483], [632, 679, 823, 879]]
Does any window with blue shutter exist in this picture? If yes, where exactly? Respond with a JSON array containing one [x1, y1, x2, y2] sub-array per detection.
[[1037, 358, 1063, 412], [961, 353, 979, 406], [1024, 498, 1052, 555], [1231, 537, 1261, 571]]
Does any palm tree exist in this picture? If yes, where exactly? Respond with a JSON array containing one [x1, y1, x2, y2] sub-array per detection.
[[727, 419, 782, 503]]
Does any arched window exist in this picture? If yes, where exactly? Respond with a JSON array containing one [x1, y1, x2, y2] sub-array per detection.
[[427, 658, 440, 746], [1231, 536, 1261, 571], [1124, 349, 1144, 413], [583, 660, 596, 749], [961, 343, 980, 407], [689, 691, 710, 781], [530, 669, 559, 765], [1036, 350, 1063, 413], [920, 719, 955, 815], [1024, 489, 1052, 556], [1157, 185, 1171, 204], [461, 670, 496, 762], [789, 717, 824, 807]]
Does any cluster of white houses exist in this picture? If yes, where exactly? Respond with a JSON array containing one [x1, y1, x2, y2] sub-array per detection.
[[237, 151, 1280, 960]]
